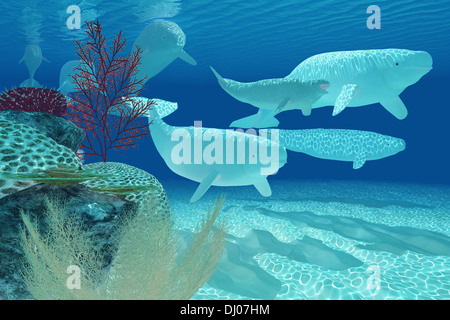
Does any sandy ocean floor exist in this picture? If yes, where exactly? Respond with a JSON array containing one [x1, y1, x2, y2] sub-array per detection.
[[161, 179, 450, 300]]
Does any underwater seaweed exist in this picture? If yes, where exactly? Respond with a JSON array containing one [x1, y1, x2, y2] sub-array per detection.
[[0, 87, 68, 116], [1, 165, 113, 187], [86, 184, 159, 200], [20, 196, 105, 300], [67, 20, 154, 162], [19, 194, 227, 300]]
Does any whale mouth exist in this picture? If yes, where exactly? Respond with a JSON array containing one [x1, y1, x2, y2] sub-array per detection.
[[406, 67, 433, 70]]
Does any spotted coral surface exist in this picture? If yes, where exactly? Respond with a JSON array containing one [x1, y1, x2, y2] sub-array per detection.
[[0, 116, 81, 198], [81, 162, 170, 218]]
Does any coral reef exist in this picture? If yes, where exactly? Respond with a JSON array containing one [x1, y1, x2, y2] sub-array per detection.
[[1, 165, 113, 187], [81, 162, 170, 218], [0, 110, 84, 151], [0, 87, 68, 116], [13, 193, 226, 299], [0, 116, 81, 199], [2, 161, 170, 217], [0, 184, 136, 300], [0, 161, 177, 299], [67, 20, 154, 162]]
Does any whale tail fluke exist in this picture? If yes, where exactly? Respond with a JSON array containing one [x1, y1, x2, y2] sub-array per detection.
[[230, 109, 279, 129], [57, 80, 70, 94]]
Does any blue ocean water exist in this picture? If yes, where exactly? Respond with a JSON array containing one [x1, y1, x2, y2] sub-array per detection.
[[2, 0, 448, 183], [0, 0, 449, 300]]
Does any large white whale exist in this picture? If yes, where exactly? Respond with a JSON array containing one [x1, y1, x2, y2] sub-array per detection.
[[132, 20, 197, 87], [210, 67, 329, 128], [19, 44, 49, 88], [113, 98, 287, 202], [286, 49, 433, 119], [276, 128, 406, 169]]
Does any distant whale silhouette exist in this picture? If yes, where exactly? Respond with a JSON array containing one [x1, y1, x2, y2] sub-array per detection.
[[210, 67, 329, 128], [19, 44, 49, 88], [58, 60, 80, 95], [132, 20, 197, 87], [286, 49, 433, 119]]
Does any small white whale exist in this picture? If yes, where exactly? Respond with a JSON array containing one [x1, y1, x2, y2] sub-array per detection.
[[286, 49, 433, 119], [210, 67, 329, 128], [132, 20, 197, 87], [19, 44, 49, 88], [111, 97, 287, 202], [277, 128, 406, 169]]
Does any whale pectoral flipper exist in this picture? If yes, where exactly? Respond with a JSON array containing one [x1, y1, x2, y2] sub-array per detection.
[[380, 96, 408, 120], [275, 98, 290, 114], [301, 105, 312, 116], [179, 50, 197, 66], [254, 178, 272, 197], [333, 84, 357, 116], [230, 109, 279, 129], [57, 80, 68, 93], [353, 153, 366, 169], [190, 172, 219, 203]]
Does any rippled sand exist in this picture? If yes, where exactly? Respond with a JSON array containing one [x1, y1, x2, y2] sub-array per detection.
[[163, 179, 450, 300]]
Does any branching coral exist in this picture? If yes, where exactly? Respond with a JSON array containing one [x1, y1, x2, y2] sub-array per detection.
[[20, 194, 227, 300], [67, 20, 154, 162]]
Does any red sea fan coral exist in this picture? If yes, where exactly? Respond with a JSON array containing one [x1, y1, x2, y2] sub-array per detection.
[[67, 20, 154, 162], [0, 87, 68, 116]]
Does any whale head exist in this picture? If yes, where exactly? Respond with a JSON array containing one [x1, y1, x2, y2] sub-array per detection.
[[133, 20, 196, 83], [19, 44, 49, 81], [145, 20, 186, 54], [381, 50, 433, 92], [22, 44, 43, 73], [375, 134, 406, 159]]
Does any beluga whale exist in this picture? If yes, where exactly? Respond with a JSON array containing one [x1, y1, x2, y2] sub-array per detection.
[[112, 97, 287, 202], [132, 20, 197, 87], [286, 49, 433, 119], [19, 44, 49, 88], [58, 60, 81, 95], [276, 128, 406, 169], [210, 67, 329, 128]]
